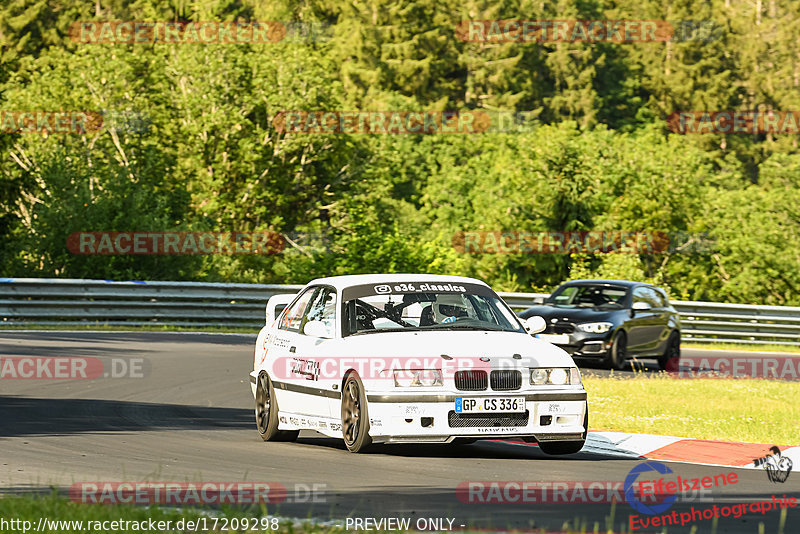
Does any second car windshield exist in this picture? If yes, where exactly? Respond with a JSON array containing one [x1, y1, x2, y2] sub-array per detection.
[[547, 285, 627, 308], [343, 292, 523, 336]]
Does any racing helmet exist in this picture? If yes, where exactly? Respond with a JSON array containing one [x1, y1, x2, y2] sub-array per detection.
[[432, 294, 470, 323]]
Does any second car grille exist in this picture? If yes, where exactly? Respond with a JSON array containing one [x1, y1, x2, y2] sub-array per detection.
[[490, 370, 522, 391], [454, 370, 488, 391], [546, 322, 575, 334]]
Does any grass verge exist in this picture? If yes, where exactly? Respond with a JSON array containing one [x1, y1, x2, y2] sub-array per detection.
[[683, 341, 800, 354], [584, 373, 800, 446]]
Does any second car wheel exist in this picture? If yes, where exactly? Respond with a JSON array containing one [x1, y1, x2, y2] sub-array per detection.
[[603, 331, 628, 370], [658, 331, 681, 370], [341, 373, 372, 453]]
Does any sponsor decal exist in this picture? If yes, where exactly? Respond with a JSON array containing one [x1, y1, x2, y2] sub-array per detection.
[[290, 358, 320, 381]]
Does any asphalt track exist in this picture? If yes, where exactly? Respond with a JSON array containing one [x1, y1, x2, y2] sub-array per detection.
[[0, 331, 798, 533]]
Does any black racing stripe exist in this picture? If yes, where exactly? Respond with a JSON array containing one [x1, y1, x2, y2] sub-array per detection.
[[272, 379, 342, 399]]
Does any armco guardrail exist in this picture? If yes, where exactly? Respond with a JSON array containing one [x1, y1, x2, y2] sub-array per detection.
[[0, 278, 304, 328], [0, 278, 797, 345]]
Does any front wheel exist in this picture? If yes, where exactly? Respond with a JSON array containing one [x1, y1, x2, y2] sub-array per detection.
[[255, 373, 299, 442], [603, 331, 628, 370], [341, 373, 372, 453], [658, 331, 681, 370]]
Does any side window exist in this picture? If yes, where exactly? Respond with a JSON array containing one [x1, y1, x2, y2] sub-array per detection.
[[655, 288, 670, 307], [278, 288, 315, 332], [301, 287, 336, 338], [633, 287, 659, 308], [648, 287, 666, 308]]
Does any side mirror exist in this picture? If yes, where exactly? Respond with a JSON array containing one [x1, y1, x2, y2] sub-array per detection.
[[304, 320, 332, 339], [631, 301, 651, 314], [524, 316, 546, 334], [266, 294, 296, 324], [533, 296, 545, 305]]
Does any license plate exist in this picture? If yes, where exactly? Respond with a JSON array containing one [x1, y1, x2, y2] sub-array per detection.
[[455, 397, 525, 413], [536, 333, 569, 344]]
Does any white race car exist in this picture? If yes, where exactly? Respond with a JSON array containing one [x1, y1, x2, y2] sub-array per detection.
[[249, 274, 588, 454]]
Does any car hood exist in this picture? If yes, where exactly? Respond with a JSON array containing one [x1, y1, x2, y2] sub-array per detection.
[[315, 330, 575, 368], [520, 305, 620, 323]]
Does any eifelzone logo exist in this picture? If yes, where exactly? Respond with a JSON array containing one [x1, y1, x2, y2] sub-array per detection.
[[373, 285, 391, 294]]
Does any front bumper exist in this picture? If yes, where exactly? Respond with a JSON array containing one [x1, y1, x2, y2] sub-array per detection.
[[364, 390, 587, 444], [536, 330, 612, 359]]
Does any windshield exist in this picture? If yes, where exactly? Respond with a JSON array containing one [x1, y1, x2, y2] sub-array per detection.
[[342, 282, 524, 336], [547, 284, 628, 309]]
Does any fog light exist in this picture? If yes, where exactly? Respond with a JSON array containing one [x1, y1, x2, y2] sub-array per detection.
[[540, 415, 552, 426]]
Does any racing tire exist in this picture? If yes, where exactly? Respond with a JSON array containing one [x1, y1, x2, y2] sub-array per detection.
[[538, 410, 588, 456], [602, 331, 628, 371], [255, 373, 299, 442], [657, 331, 680, 370], [341, 373, 372, 453]]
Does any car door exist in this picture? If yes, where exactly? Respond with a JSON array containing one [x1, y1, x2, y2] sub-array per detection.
[[647, 287, 672, 354], [283, 286, 338, 419], [268, 286, 316, 419], [626, 287, 658, 353]]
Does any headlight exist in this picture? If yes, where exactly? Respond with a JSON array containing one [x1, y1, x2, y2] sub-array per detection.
[[530, 367, 576, 385], [577, 322, 613, 333], [393, 369, 443, 387]]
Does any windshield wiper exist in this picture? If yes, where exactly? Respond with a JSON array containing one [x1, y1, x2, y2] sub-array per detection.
[[436, 325, 508, 331]]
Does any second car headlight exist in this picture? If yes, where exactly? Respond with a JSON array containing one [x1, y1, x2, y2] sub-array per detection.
[[393, 369, 443, 387], [577, 321, 613, 333], [530, 367, 576, 385]]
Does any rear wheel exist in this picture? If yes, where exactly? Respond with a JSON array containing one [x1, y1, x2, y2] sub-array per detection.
[[341, 374, 372, 453], [255, 373, 298, 442], [603, 331, 628, 370], [658, 331, 681, 370]]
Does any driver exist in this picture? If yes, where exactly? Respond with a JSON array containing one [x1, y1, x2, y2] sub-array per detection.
[[432, 294, 470, 324]]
